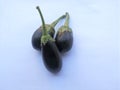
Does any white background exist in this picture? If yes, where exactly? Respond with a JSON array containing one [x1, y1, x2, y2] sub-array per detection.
[[0, 0, 119, 90]]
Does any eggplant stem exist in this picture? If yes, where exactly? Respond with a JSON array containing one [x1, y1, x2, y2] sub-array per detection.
[[64, 12, 69, 27], [51, 14, 66, 27], [36, 6, 47, 35]]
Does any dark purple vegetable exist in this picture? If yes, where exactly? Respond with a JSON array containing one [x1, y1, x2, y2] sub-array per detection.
[[55, 12, 73, 53], [31, 26, 54, 50], [42, 41, 62, 73], [32, 11, 66, 50], [36, 6, 62, 73]]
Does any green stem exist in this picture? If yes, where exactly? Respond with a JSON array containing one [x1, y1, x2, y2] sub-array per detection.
[[51, 14, 66, 27], [36, 6, 47, 35], [64, 12, 69, 27]]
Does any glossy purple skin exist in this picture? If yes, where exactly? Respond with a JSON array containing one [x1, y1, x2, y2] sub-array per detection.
[[32, 26, 55, 50], [55, 30, 73, 53], [41, 41, 62, 73]]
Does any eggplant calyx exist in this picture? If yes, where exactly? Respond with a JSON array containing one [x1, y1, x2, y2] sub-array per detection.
[[58, 26, 72, 34], [41, 34, 55, 45], [41, 24, 55, 34], [57, 12, 72, 33]]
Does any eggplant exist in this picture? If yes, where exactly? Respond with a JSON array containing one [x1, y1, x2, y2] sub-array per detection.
[[32, 12, 66, 50], [55, 12, 73, 53], [42, 41, 62, 73], [36, 6, 62, 73], [32, 26, 54, 50]]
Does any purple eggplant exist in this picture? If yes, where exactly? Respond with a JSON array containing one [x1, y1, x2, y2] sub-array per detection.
[[42, 41, 62, 73], [36, 6, 62, 73], [55, 12, 73, 53]]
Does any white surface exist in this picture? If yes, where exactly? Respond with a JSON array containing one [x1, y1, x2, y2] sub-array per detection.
[[0, 0, 119, 90]]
